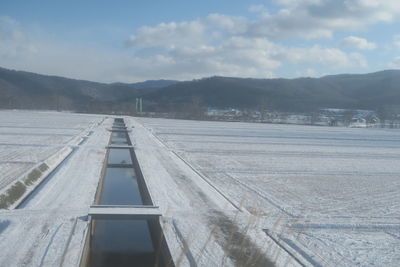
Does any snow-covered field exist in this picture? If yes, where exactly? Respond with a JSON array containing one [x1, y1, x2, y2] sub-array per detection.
[[136, 117, 400, 266], [1, 111, 398, 266], [0, 110, 100, 191], [0, 111, 108, 266]]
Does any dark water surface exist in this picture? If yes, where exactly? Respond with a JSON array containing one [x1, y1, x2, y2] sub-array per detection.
[[90, 219, 156, 267], [108, 149, 132, 165], [110, 132, 128, 145], [99, 168, 143, 205], [88, 119, 167, 267]]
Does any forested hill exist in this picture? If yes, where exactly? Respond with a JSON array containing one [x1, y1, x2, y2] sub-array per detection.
[[1, 66, 399, 113], [144, 70, 400, 112]]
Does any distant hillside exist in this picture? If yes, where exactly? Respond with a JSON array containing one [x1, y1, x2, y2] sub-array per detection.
[[0, 67, 163, 112], [126, 79, 178, 89], [144, 70, 400, 112], [0, 66, 399, 113]]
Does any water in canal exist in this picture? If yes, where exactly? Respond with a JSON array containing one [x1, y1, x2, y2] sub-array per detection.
[[110, 132, 128, 145], [107, 149, 133, 165], [87, 120, 166, 267]]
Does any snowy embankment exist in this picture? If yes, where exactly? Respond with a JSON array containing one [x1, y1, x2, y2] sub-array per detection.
[[135, 117, 400, 266], [1, 137, 81, 209], [0, 111, 108, 266]]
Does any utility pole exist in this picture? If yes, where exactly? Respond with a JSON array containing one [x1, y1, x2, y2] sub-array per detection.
[[56, 89, 60, 111], [136, 98, 143, 113]]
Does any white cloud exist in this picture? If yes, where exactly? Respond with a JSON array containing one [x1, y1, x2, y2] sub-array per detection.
[[393, 34, 400, 47], [274, 0, 322, 6], [0, 16, 37, 61], [127, 37, 283, 80], [119, 1, 387, 80], [296, 68, 318, 77], [277, 45, 363, 68], [205, 13, 247, 35], [341, 36, 376, 50], [0, 16, 137, 82], [1, 12, 372, 83], [123, 34, 366, 81], [350, 52, 368, 68], [127, 1, 400, 45], [126, 21, 205, 49], [3, 0, 397, 82], [248, 4, 269, 14], [388, 56, 400, 68], [247, 0, 400, 39]]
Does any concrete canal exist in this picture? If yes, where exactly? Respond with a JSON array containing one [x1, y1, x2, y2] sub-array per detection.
[[84, 118, 173, 267]]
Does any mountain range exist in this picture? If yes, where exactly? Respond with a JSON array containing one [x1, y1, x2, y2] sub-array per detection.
[[0, 66, 399, 113]]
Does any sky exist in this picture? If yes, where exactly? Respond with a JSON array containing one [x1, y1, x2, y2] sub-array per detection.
[[1, 0, 400, 83]]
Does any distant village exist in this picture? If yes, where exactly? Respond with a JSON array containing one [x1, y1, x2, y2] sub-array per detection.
[[204, 107, 400, 128]]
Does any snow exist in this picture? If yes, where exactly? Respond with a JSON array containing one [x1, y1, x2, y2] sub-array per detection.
[[134, 117, 400, 266], [128, 117, 301, 266], [1, 111, 398, 266], [0, 111, 108, 266], [0, 110, 101, 191]]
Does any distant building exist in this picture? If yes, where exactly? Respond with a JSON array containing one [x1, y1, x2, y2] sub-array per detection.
[[349, 117, 367, 128], [320, 108, 379, 127], [204, 107, 387, 127], [206, 108, 242, 120]]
